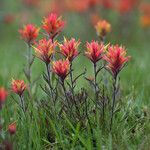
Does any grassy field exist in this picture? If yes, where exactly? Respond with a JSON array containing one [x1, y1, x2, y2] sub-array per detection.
[[0, 0, 150, 149]]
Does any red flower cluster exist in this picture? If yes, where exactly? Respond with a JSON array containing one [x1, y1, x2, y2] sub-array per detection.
[[42, 13, 65, 38], [19, 24, 39, 44], [103, 45, 131, 77], [52, 59, 70, 80], [33, 38, 56, 64], [0, 87, 8, 109], [85, 41, 104, 64], [11, 79, 26, 96], [8, 123, 16, 135], [116, 0, 138, 14], [59, 38, 80, 62]]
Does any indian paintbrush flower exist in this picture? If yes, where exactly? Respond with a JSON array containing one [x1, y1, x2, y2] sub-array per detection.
[[42, 13, 65, 39], [59, 37, 80, 62], [0, 87, 8, 109], [85, 41, 105, 64], [11, 79, 26, 96], [103, 45, 131, 78], [95, 20, 111, 40], [19, 24, 39, 44], [52, 59, 70, 81], [33, 38, 56, 64]]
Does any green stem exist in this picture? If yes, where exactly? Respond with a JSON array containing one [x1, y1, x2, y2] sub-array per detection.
[[93, 63, 98, 109], [110, 75, 117, 131]]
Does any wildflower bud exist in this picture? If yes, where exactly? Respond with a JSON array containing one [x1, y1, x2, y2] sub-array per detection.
[[8, 123, 16, 135], [95, 20, 111, 39], [59, 37, 80, 62], [42, 13, 65, 38], [0, 87, 8, 109], [103, 45, 131, 78], [19, 24, 39, 44], [85, 41, 104, 64], [11, 79, 26, 96], [52, 59, 70, 81], [33, 38, 56, 64]]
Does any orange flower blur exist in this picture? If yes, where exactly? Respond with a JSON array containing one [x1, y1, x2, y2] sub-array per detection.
[[8, 123, 16, 135], [52, 59, 70, 80], [59, 38, 80, 62], [0, 87, 8, 108], [11, 79, 26, 96], [95, 20, 111, 38], [33, 38, 56, 64], [85, 41, 104, 64], [103, 45, 131, 77], [19, 24, 39, 44], [42, 13, 65, 38]]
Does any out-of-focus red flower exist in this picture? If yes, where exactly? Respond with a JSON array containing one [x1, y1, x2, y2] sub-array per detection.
[[11, 79, 26, 96], [59, 38, 80, 62], [0, 87, 8, 109], [88, 0, 100, 7], [116, 0, 138, 14], [52, 59, 70, 80], [19, 24, 39, 44], [140, 15, 150, 28], [33, 38, 56, 64], [103, 45, 131, 77], [95, 20, 111, 38], [3, 14, 15, 24], [42, 13, 65, 38], [85, 41, 104, 64], [3, 140, 13, 150], [65, 0, 89, 12], [23, 0, 40, 7], [101, 0, 114, 9], [8, 123, 16, 135], [139, 2, 150, 28]]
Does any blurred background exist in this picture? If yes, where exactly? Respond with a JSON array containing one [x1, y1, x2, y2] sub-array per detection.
[[0, 0, 150, 104]]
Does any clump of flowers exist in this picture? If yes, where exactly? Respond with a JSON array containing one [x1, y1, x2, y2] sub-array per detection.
[[8, 12, 131, 146]]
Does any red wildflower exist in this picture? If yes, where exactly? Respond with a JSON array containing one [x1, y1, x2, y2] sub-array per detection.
[[11, 79, 26, 96], [52, 59, 70, 80], [19, 24, 39, 44], [33, 38, 56, 64], [95, 20, 111, 38], [101, 0, 114, 9], [0, 87, 8, 109], [103, 45, 131, 77], [139, 2, 150, 28], [59, 38, 80, 62], [85, 41, 104, 64], [8, 123, 16, 135], [42, 13, 65, 38], [66, 0, 89, 12], [116, 0, 138, 14]]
